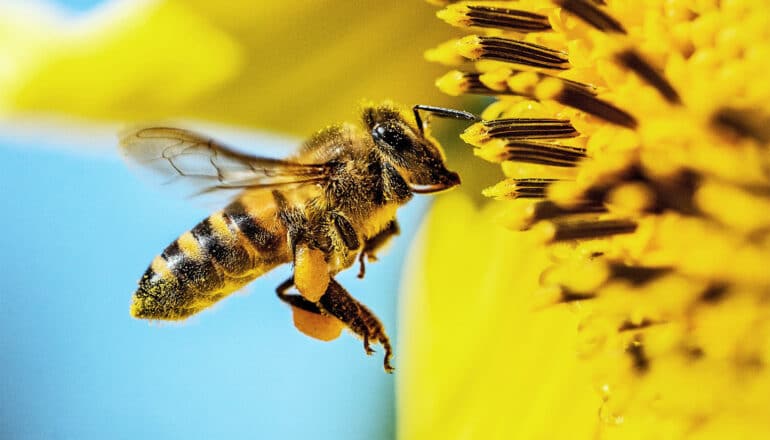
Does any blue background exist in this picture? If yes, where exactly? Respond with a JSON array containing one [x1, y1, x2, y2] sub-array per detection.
[[0, 2, 422, 439]]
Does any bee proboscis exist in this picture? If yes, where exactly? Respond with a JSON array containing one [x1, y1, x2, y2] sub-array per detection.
[[120, 102, 477, 372]]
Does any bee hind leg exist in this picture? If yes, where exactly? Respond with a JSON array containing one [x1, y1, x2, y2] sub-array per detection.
[[276, 277, 394, 372], [276, 278, 320, 313], [277, 278, 344, 342], [319, 278, 394, 373], [274, 189, 330, 303]]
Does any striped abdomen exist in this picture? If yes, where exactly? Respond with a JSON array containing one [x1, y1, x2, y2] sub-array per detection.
[[131, 196, 291, 320]]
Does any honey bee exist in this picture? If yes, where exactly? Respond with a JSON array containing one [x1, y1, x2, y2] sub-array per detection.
[[120, 103, 477, 372]]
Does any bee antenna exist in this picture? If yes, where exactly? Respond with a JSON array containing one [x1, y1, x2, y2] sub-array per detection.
[[412, 105, 479, 136]]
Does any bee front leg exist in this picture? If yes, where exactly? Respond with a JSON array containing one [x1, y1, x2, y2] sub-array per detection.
[[319, 278, 394, 373], [357, 220, 399, 279]]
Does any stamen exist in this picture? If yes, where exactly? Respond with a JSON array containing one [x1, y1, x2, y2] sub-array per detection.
[[533, 199, 606, 216], [560, 288, 597, 302], [685, 346, 705, 360], [537, 78, 638, 128], [626, 336, 650, 373], [646, 171, 701, 215], [518, 200, 607, 230], [442, 70, 635, 128], [712, 107, 770, 143], [699, 283, 729, 303], [535, 218, 638, 242], [509, 178, 557, 199], [483, 178, 558, 199], [606, 182, 656, 215], [559, 77, 599, 96], [457, 36, 570, 70], [609, 264, 671, 285], [436, 70, 504, 96], [616, 49, 681, 104], [553, 0, 626, 34], [497, 190, 607, 229], [618, 318, 657, 332], [425, 39, 467, 66], [475, 140, 586, 166], [463, 118, 579, 143], [479, 68, 517, 91], [438, 4, 552, 33]]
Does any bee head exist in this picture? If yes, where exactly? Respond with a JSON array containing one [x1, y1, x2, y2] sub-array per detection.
[[364, 103, 462, 194]]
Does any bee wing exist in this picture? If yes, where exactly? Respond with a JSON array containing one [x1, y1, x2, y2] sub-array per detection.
[[119, 127, 330, 198]]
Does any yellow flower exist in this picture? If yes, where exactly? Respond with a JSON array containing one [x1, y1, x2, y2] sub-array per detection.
[[7, 1, 770, 438], [0, 0, 454, 135], [401, 1, 770, 439]]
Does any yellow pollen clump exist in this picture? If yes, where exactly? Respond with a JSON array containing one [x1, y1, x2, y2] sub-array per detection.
[[424, 39, 466, 66], [294, 245, 330, 302], [534, 77, 565, 100], [435, 70, 472, 96], [291, 306, 344, 342]]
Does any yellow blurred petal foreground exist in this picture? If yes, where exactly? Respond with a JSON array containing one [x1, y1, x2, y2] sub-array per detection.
[[407, 0, 770, 438], [0, 0, 455, 135], [398, 192, 600, 439]]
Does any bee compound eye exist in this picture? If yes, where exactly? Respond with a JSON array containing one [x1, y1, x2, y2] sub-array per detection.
[[372, 123, 412, 151]]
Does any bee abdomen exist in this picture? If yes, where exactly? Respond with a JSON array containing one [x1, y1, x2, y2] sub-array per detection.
[[131, 203, 289, 320], [131, 231, 225, 320], [191, 215, 251, 275], [222, 201, 284, 256]]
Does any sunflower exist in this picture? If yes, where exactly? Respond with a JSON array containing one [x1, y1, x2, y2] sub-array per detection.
[[3, 1, 769, 439], [400, 1, 770, 439]]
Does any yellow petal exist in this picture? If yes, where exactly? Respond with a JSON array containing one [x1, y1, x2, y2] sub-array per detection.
[[0, 0, 456, 135], [398, 192, 599, 439]]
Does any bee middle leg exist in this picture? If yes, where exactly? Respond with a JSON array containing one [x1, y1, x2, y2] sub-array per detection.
[[357, 220, 400, 279]]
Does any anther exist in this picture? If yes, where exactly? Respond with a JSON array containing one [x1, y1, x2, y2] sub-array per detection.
[[475, 140, 586, 167], [464, 118, 579, 142], [535, 218, 638, 242], [438, 4, 552, 33], [616, 49, 681, 104], [457, 36, 570, 70], [553, 0, 626, 34], [609, 264, 671, 285], [436, 70, 503, 96]]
